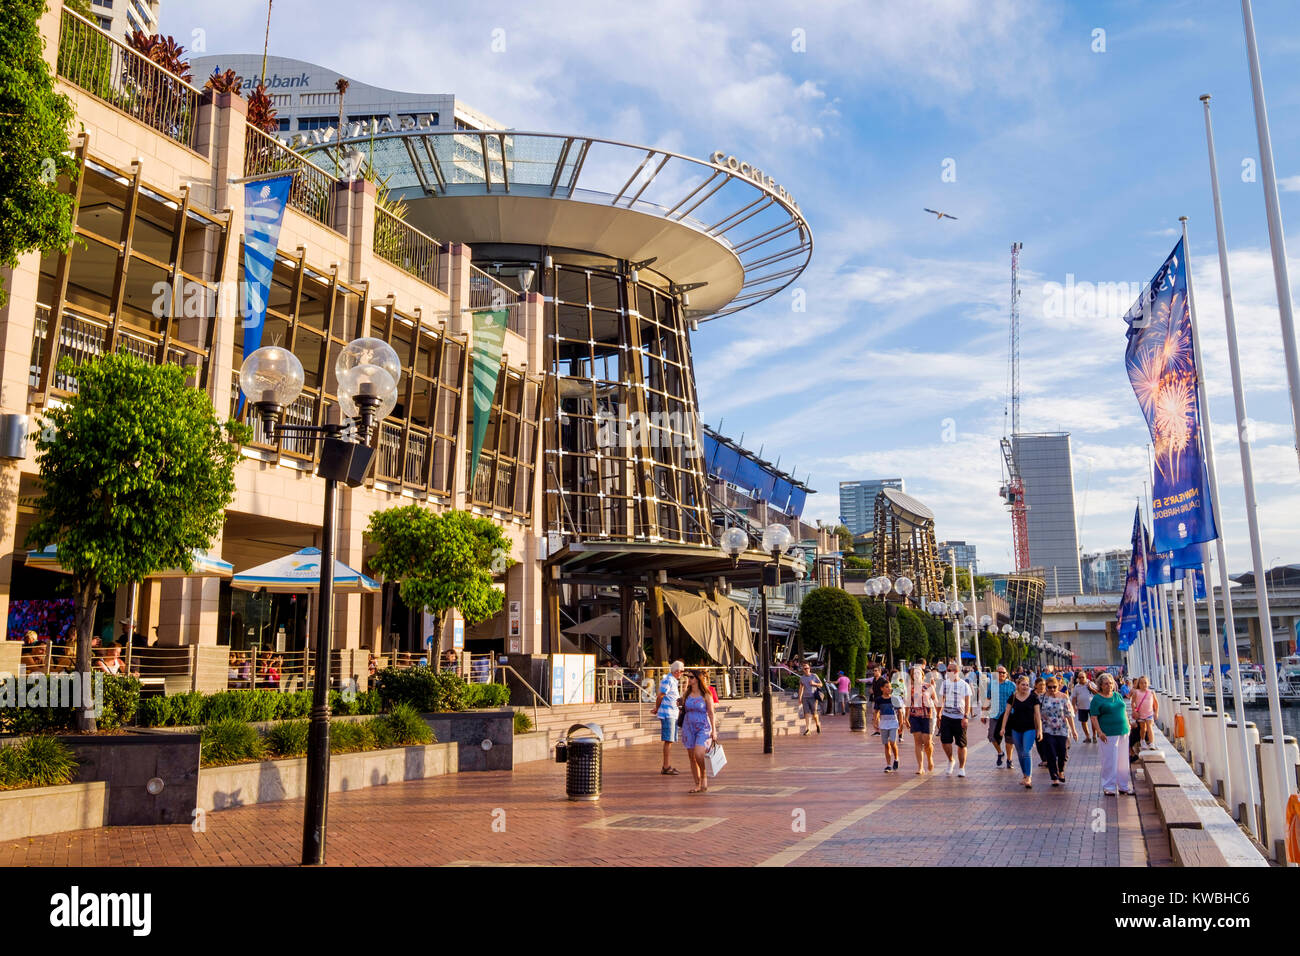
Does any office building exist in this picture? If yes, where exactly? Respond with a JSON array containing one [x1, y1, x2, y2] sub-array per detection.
[[1012, 433, 1082, 596], [189, 54, 503, 140], [938, 540, 977, 574], [1080, 547, 1130, 594], [81, 0, 160, 36], [839, 478, 903, 536]]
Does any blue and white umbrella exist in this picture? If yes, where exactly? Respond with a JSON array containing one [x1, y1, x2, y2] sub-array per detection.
[[231, 547, 378, 593]]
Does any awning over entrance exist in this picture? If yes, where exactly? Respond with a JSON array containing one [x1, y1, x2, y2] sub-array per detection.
[[231, 547, 378, 593], [660, 587, 756, 665], [545, 539, 801, 588]]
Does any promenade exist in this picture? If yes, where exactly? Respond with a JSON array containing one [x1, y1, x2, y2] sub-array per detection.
[[0, 716, 1147, 867]]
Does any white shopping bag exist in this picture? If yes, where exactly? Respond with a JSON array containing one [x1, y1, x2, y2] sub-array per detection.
[[706, 742, 727, 777]]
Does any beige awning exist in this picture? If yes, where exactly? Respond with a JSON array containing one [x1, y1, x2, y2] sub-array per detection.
[[661, 588, 756, 665], [564, 611, 622, 637]]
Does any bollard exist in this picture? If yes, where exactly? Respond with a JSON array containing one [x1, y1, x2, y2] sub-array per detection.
[[1183, 703, 1203, 772], [1199, 709, 1227, 797], [1225, 720, 1260, 828], [848, 694, 868, 732], [559, 723, 604, 802], [1256, 734, 1299, 864]]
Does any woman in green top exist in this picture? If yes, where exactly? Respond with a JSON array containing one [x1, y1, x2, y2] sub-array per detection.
[[1089, 673, 1132, 796]]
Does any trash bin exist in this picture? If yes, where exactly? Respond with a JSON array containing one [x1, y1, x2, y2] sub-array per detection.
[[556, 723, 604, 801], [849, 694, 868, 732]]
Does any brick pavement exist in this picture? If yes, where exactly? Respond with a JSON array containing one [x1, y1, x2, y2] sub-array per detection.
[[0, 715, 1146, 867]]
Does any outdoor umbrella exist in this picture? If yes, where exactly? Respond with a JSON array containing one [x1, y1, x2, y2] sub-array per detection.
[[230, 547, 378, 593], [24, 545, 234, 670]]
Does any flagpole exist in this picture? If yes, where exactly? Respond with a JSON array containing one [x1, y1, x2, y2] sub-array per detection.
[[1240, 0, 1300, 471], [1183, 569, 1204, 710], [1200, 95, 1289, 831], [1170, 574, 1186, 700]]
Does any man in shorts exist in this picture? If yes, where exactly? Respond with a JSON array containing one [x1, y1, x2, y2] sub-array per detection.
[[798, 663, 823, 735], [982, 665, 1017, 768], [654, 660, 684, 774], [938, 659, 972, 776]]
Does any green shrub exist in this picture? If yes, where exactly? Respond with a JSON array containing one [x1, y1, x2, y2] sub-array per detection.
[[374, 666, 466, 713], [200, 718, 266, 767], [329, 688, 381, 716], [0, 674, 139, 733], [0, 736, 78, 789], [264, 719, 310, 758], [97, 675, 140, 730], [329, 719, 376, 754], [513, 710, 533, 734], [373, 703, 433, 748], [462, 682, 510, 708]]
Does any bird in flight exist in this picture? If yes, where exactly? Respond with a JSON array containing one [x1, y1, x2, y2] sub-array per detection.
[[923, 208, 958, 221]]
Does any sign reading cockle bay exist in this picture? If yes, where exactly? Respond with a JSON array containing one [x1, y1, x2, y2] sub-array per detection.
[[1123, 238, 1216, 553], [711, 152, 799, 211]]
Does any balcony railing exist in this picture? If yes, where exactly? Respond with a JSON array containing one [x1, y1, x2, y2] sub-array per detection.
[[31, 305, 202, 396], [468, 265, 525, 334], [373, 207, 446, 292], [243, 124, 338, 229], [56, 8, 202, 152]]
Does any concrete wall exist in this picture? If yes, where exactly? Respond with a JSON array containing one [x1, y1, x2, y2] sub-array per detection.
[[62, 731, 200, 826], [198, 740, 457, 811], [424, 709, 514, 771], [0, 780, 107, 843]]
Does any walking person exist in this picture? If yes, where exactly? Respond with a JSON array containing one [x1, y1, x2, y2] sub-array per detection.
[[679, 670, 718, 794], [999, 676, 1042, 788], [1033, 677, 1051, 767], [907, 665, 937, 775], [1089, 673, 1133, 796], [1070, 671, 1094, 743], [1039, 676, 1078, 786], [655, 660, 685, 775], [870, 664, 888, 734], [982, 665, 1017, 768], [938, 659, 972, 777], [834, 670, 851, 715], [879, 682, 902, 772], [1130, 676, 1157, 750], [798, 662, 823, 735]]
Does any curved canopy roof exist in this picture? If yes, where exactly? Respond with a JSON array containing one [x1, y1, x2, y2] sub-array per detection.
[[880, 487, 936, 526], [303, 130, 812, 320]]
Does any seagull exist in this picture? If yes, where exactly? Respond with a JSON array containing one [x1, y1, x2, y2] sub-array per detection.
[[923, 208, 958, 222]]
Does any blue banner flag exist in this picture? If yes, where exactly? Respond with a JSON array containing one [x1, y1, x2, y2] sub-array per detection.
[[1168, 542, 1204, 570], [240, 174, 294, 404], [1117, 512, 1145, 640], [1124, 238, 1216, 552], [1144, 526, 1172, 586]]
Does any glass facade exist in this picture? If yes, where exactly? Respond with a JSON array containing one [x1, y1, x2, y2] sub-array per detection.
[[1013, 433, 1082, 596], [839, 478, 903, 536]]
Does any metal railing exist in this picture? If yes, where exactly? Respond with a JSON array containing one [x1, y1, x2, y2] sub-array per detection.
[[468, 265, 525, 334], [31, 305, 203, 396], [243, 124, 338, 228], [374, 207, 446, 291], [57, 8, 203, 152], [497, 662, 552, 729], [641, 666, 759, 701]]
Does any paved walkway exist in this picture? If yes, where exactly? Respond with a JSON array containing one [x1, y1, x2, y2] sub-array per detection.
[[0, 717, 1146, 866]]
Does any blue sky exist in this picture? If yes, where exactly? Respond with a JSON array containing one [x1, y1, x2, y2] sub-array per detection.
[[163, 0, 1300, 575]]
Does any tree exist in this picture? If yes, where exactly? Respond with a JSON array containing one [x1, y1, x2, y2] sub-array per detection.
[[26, 355, 246, 729], [979, 631, 1002, 668], [844, 555, 872, 571], [798, 587, 868, 683], [0, 0, 79, 306], [896, 607, 929, 664], [366, 506, 516, 652], [832, 524, 853, 552]]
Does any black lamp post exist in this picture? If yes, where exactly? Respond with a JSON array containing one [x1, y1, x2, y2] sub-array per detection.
[[239, 338, 401, 866]]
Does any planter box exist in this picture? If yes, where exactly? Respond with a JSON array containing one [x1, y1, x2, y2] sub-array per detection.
[[0, 781, 108, 842], [61, 730, 200, 827], [424, 709, 515, 771], [199, 741, 458, 812]]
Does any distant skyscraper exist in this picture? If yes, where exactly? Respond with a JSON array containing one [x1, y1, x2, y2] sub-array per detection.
[[1013, 433, 1082, 597], [938, 540, 978, 574], [1080, 548, 1131, 594], [839, 478, 904, 536], [85, 0, 161, 37]]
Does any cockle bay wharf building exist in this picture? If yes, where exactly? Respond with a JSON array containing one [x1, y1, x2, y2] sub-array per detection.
[[0, 4, 836, 700]]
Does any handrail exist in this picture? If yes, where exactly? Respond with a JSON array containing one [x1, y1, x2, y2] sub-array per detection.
[[243, 124, 339, 228], [374, 206, 447, 291], [497, 663, 551, 729]]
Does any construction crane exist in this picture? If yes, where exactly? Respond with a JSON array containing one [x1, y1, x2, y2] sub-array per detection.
[[1000, 241, 1030, 572]]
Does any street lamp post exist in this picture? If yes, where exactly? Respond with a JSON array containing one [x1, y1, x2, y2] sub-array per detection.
[[240, 338, 400, 866]]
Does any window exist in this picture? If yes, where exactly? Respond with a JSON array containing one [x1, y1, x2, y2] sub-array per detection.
[[297, 116, 337, 131], [276, 118, 290, 133], [91, 0, 112, 8], [94, 14, 112, 28]]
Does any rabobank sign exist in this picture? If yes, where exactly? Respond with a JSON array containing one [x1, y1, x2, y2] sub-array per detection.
[[249, 72, 312, 89]]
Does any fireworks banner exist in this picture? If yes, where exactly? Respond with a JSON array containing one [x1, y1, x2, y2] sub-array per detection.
[[1117, 508, 1145, 644], [1124, 238, 1217, 552], [239, 174, 294, 407]]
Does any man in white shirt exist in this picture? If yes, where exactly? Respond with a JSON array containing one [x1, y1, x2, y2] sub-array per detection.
[[654, 661, 685, 774], [938, 659, 973, 776]]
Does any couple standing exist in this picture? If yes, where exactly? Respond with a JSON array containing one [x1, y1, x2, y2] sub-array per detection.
[[655, 660, 719, 793]]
